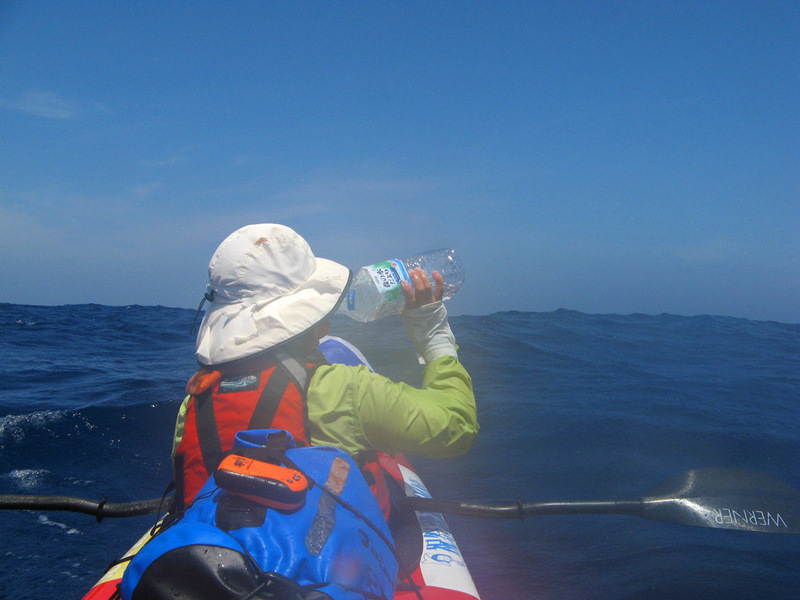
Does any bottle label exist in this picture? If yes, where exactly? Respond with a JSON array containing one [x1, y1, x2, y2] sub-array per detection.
[[366, 259, 409, 302]]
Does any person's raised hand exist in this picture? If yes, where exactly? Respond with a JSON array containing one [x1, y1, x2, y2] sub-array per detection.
[[401, 268, 444, 310]]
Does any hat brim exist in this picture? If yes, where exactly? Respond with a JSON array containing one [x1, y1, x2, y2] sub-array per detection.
[[195, 257, 351, 366]]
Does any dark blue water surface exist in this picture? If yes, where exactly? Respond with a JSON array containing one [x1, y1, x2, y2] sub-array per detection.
[[1, 303, 798, 600]]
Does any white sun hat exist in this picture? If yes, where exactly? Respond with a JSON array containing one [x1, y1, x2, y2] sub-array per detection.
[[194, 224, 352, 366]]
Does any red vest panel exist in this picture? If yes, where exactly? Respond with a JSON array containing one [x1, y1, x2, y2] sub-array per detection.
[[174, 359, 313, 507]]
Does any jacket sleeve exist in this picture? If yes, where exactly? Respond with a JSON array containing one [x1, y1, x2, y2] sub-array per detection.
[[307, 355, 478, 458]]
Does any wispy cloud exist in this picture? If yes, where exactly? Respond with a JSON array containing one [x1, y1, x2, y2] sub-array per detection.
[[669, 237, 741, 265], [139, 155, 190, 169], [3, 91, 80, 119], [132, 182, 163, 199]]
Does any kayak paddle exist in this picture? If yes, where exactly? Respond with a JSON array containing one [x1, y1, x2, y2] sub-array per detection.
[[1, 468, 797, 534]]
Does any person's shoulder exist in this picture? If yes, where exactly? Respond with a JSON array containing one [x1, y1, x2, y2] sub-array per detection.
[[311, 362, 391, 397], [310, 362, 359, 385]]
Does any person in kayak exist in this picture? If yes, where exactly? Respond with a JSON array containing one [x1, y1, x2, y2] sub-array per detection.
[[171, 223, 478, 510]]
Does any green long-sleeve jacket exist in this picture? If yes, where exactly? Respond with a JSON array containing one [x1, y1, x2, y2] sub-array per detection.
[[172, 354, 478, 459]]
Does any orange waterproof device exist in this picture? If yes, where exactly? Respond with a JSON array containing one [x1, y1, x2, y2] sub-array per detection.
[[215, 454, 308, 510]]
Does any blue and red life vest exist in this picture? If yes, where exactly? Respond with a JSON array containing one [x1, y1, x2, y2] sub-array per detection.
[[173, 343, 393, 521]]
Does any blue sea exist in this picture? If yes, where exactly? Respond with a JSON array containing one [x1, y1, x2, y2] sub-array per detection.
[[1, 303, 798, 600]]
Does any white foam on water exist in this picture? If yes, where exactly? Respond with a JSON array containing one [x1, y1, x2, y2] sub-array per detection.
[[0, 410, 66, 444], [37, 514, 81, 535], [3, 468, 52, 491]]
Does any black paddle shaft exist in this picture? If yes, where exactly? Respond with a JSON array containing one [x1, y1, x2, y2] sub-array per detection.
[[0, 495, 164, 521], [2, 468, 797, 534], [407, 468, 799, 535]]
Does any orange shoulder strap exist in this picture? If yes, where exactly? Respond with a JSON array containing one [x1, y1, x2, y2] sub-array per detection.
[[186, 369, 223, 395]]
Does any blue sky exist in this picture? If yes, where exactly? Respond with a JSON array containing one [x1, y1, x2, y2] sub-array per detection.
[[1, 1, 798, 322]]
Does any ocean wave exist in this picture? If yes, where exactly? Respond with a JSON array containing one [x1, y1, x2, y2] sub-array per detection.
[[1, 303, 798, 600], [0, 410, 68, 445], [2, 468, 52, 491], [36, 513, 81, 535], [15, 319, 39, 327]]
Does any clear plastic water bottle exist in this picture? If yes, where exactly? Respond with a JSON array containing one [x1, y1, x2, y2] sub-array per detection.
[[339, 248, 465, 322]]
